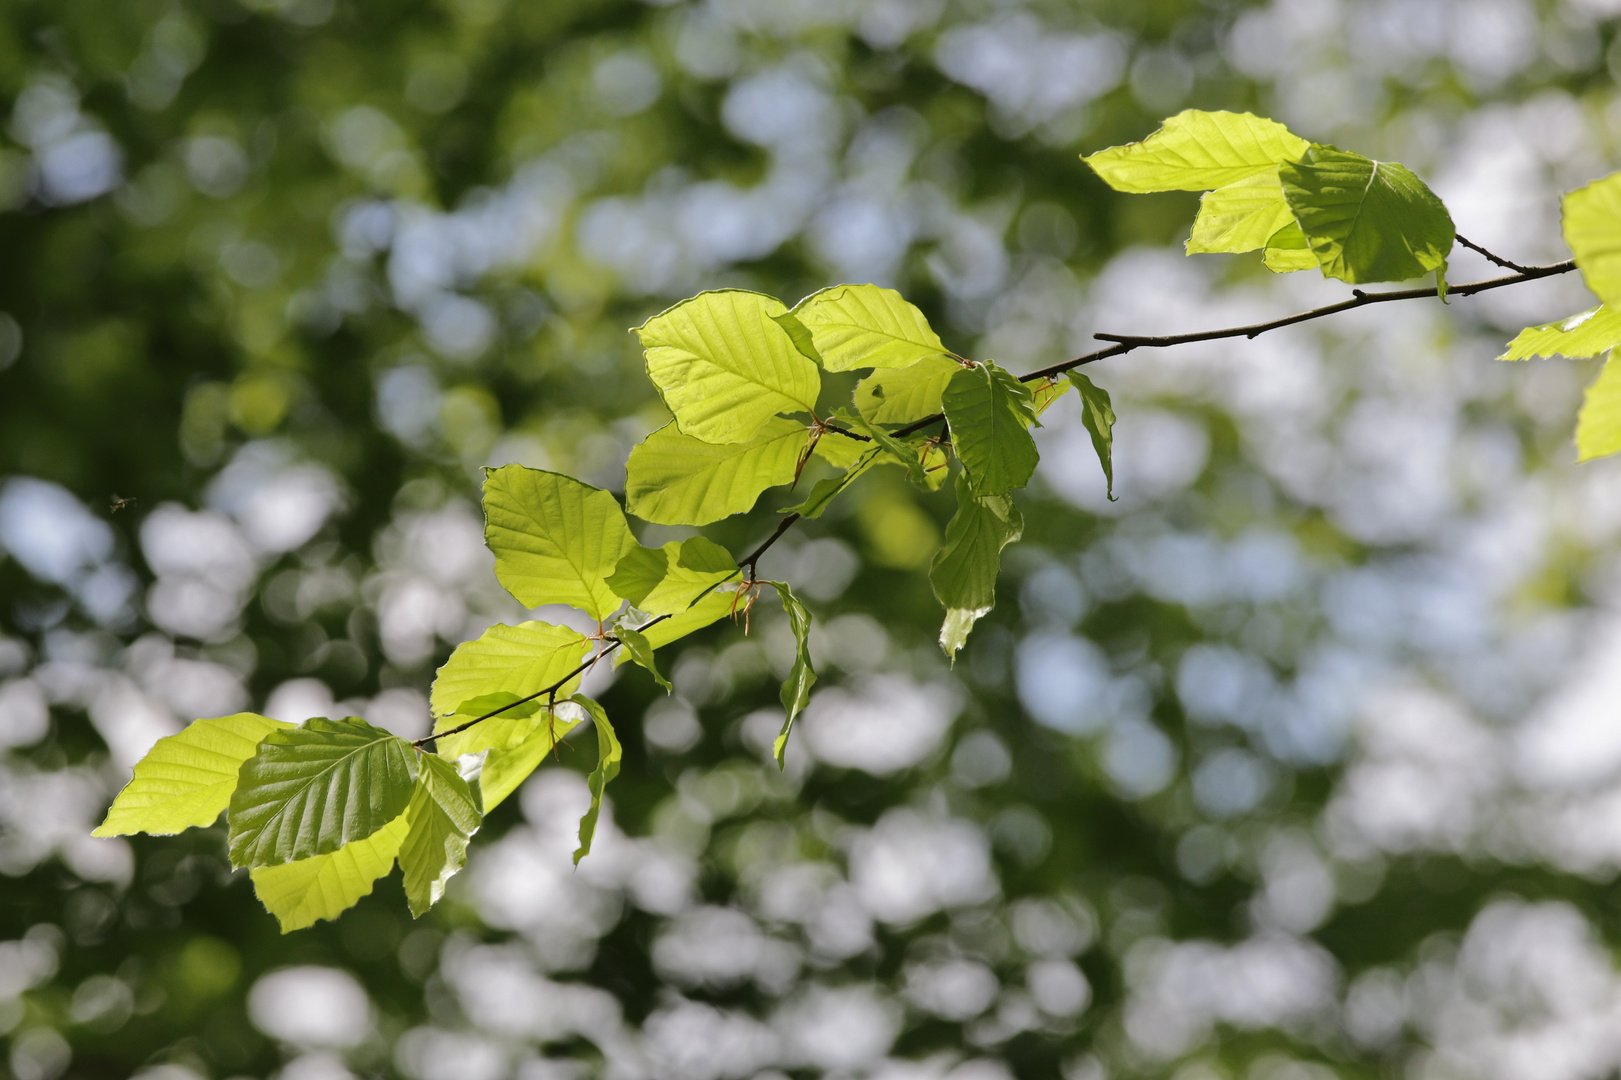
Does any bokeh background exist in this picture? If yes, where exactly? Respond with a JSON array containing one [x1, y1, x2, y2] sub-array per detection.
[[2, 1, 1621, 1078]]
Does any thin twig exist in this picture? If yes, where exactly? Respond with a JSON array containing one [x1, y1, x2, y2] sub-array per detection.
[[1454, 234, 1535, 275], [416, 258, 1579, 750]]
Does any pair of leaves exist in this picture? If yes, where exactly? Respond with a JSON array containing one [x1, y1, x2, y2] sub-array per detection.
[[97, 713, 484, 931], [1087, 110, 1454, 286], [1501, 172, 1621, 463]]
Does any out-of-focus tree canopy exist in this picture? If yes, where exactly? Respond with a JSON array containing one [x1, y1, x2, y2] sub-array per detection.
[[2, 2, 1621, 1079]]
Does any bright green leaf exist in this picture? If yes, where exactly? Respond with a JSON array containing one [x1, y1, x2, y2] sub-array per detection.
[[1500, 305, 1621, 361], [570, 695, 621, 864], [811, 430, 868, 469], [95, 713, 291, 838], [400, 752, 483, 918], [634, 289, 821, 444], [1262, 222, 1318, 272], [1578, 355, 1621, 463], [854, 355, 961, 425], [250, 812, 410, 934], [1067, 371, 1118, 501], [483, 465, 636, 621], [785, 447, 883, 519], [1187, 169, 1298, 255], [607, 538, 737, 615], [614, 591, 736, 663], [1084, 110, 1309, 193], [763, 581, 815, 768], [428, 621, 590, 757], [791, 283, 949, 371], [942, 362, 1039, 496], [478, 703, 585, 812], [616, 626, 671, 693], [449, 691, 540, 721], [1565, 172, 1621, 307], [930, 472, 1024, 662], [836, 408, 929, 484], [1279, 146, 1454, 284], [625, 418, 807, 526], [1031, 378, 1071, 418], [227, 717, 418, 868]]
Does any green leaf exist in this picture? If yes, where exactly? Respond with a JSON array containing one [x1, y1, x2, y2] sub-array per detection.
[[227, 717, 418, 868], [791, 283, 949, 371], [428, 621, 590, 756], [1262, 222, 1318, 272], [1500, 306, 1621, 361], [94, 713, 292, 837], [569, 695, 621, 864], [634, 289, 822, 444], [607, 538, 737, 614], [811, 430, 868, 469], [1030, 378, 1071, 418], [1187, 169, 1298, 255], [614, 591, 736, 663], [250, 812, 410, 934], [400, 752, 483, 918], [1067, 371, 1118, 501], [625, 418, 807, 526], [942, 362, 1039, 496], [930, 472, 1024, 662], [448, 691, 540, 722], [835, 408, 928, 484], [483, 465, 636, 621], [763, 581, 815, 768], [854, 355, 961, 425], [1578, 355, 1621, 463], [1279, 145, 1454, 284], [616, 625, 671, 693], [772, 308, 824, 366], [785, 447, 883, 519], [478, 704, 585, 812], [1084, 110, 1309, 193], [1565, 171, 1621, 307]]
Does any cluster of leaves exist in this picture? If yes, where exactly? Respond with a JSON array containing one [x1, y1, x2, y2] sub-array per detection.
[[1087, 109, 1621, 461], [95, 110, 1621, 933]]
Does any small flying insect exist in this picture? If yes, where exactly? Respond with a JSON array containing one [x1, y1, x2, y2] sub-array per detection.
[[109, 494, 137, 514]]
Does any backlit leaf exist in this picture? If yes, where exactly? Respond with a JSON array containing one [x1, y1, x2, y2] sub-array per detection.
[[570, 695, 621, 864], [1500, 305, 1621, 361], [95, 713, 291, 838], [250, 812, 410, 934], [1262, 222, 1318, 272], [942, 362, 1039, 496], [854, 355, 961, 425], [607, 537, 737, 614], [1085, 110, 1309, 193], [428, 621, 590, 758], [613, 591, 736, 663], [1564, 171, 1621, 307], [764, 581, 815, 768], [1067, 371, 1118, 501], [930, 472, 1024, 662], [483, 465, 636, 621], [635, 289, 822, 444], [616, 626, 671, 693], [399, 752, 483, 918], [791, 283, 949, 371], [478, 702, 585, 812], [1030, 378, 1070, 417], [1578, 355, 1621, 463], [625, 419, 806, 526], [1280, 146, 1454, 284], [784, 447, 883, 519], [227, 717, 418, 868], [1187, 169, 1298, 255]]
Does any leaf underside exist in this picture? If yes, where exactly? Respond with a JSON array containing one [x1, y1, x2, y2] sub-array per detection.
[[930, 472, 1025, 661], [400, 752, 483, 918], [250, 812, 410, 933], [1280, 145, 1454, 284], [1500, 305, 1621, 361]]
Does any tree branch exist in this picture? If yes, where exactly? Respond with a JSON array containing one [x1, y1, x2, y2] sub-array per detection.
[[1454, 234, 1535, 275], [416, 258, 1579, 751]]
